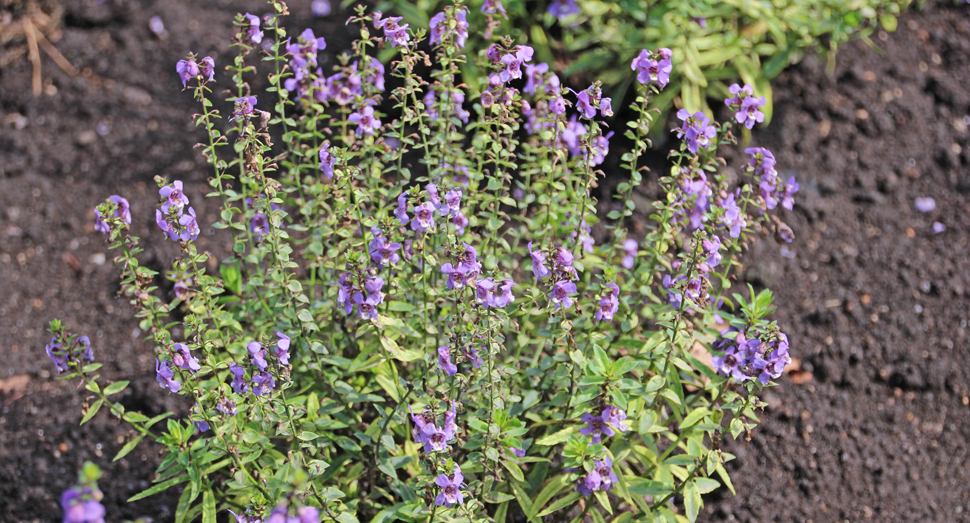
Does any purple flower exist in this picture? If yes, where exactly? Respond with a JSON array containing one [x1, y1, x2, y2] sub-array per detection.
[[499, 46, 534, 83], [550, 280, 577, 309], [229, 362, 248, 394], [429, 8, 469, 48], [580, 408, 616, 443], [561, 116, 587, 157], [61, 486, 106, 523], [421, 423, 452, 452], [586, 131, 613, 167], [725, 84, 765, 129], [248, 341, 269, 370], [702, 235, 722, 267], [719, 191, 746, 238], [155, 359, 181, 393], [395, 191, 410, 225], [337, 273, 357, 315], [780, 176, 799, 211], [199, 57, 215, 82], [176, 58, 199, 88], [243, 13, 263, 44], [527, 242, 550, 280], [231, 96, 258, 121], [251, 371, 275, 396], [319, 143, 335, 179], [451, 212, 469, 235], [595, 283, 620, 322], [510, 447, 526, 458], [172, 343, 200, 373], [412, 202, 436, 232], [160, 180, 189, 212], [177, 207, 200, 241], [547, 0, 580, 20], [524, 62, 560, 95], [427, 183, 442, 209], [45, 338, 68, 373], [630, 48, 672, 89], [438, 346, 458, 375], [675, 109, 717, 154], [556, 247, 574, 267], [275, 332, 291, 365], [423, 90, 470, 123], [443, 189, 462, 216], [349, 104, 381, 136], [250, 213, 270, 240], [370, 235, 402, 267], [94, 195, 131, 234], [621, 238, 638, 269], [376, 14, 410, 48], [481, 0, 507, 17], [915, 197, 935, 213], [364, 276, 385, 302], [353, 292, 380, 320], [194, 420, 210, 432], [575, 89, 597, 119], [933, 221, 946, 234], [434, 464, 465, 507]]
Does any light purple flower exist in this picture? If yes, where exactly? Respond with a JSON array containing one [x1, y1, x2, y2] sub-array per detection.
[[218, 397, 237, 416], [251, 371, 275, 396], [438, 346, 458, 376], [376, 14, 410, 48], [353, 292, 380, 320], [155, 359, 181, 393], [481, 0, 507, 16], [230, 96, 258, 121], [243, 13, 263, 44], [527, 242, 550, 280], [176, 58, 199, 88], [547, 0, 580, 20], [311, 0, 331, 17], [319, 143, 335, 179], [725, 84, 765, 129], [435, 464, 465, 507], [451, 212, 469, 235], [594, 283, 620, 322], [550, 280, 577, 309], [580, 408, 616, 444], [94, 195, 131, 234], [275, 332, 290, 365], [443, 189, 462, 216], [429, 8, 469, 48], [933, 221, 946, 234], [61, 486, 106, 523], [630, 48, 672, 89], [248, 341, 269, 370], [229, 361, 248, 394], [159, 180, 189, 212], [349, 104, 381, 136], [621, 238, 638, 269], [675, 109, 717, 154], [412, 202, 436, 232], [395, 191, 410, 225], [172, 343, 200, 373]]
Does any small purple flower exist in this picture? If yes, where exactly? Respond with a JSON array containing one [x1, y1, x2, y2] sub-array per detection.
[[376, 14, 410, 48], [61, 486, 106, 523], [275, 332, 291, 365], [176, 58, 199, 88], [94, 195, 131, 234], [248, 341, 269, 371], [580, 408, 616, 444], [595, 283, 620, 322], [229, 362, 248, 394], [550, 280, 577, 309], [675, 109, 717, 154], [561, 116, 587, 157], [915, 197, 936, 213], [481, 0, 507, 17], [527, 242, 550, 280], [370, 235, 402, 267], [586, 131, 613, 167], [443, 189, 462, 216], [510, 447, 526, 458], [194, 420, 210, 432], [575, 89, 597, 119], [319, 143, 335, 179], [177, 207, 200, 241], [250, 213, 270, 240], [524, 62, 560, 95], [630, 48, 672, 89], [155, 359, 181, 393], [702, 235, 722, 267], [337, 273, 357, 315], [160, 180, 189, 212], [438, 346, 458, 376], [172, 343, 201, 373], [395, 191, 410, 225], [45, 338, 68, 373], [499, 46, 534, 83], [251, 371, 275, 396], [621, 238, 638, 269], [364, 276, 385, 303], [354, 292, 380, 320], [547, 0, 580, 20], [243, 13, 263, 44], [412, 202, 437, 232], [429, 8, 469, 48], [725, 84, 765, 129], [218, 397, 237, 416], [780, 176, 799, 211], [435, 464, 465, 507], [421, 423, 452, 452], [719, 191, 746, 238], [451, 212, 469, 235], [427, 183, 442, 209], [556, 247, 574, 268], [349, 104, 381, 136], [311, 0, 331, 17], [230, 96, 258, 122], [199, 57, 215, 82]]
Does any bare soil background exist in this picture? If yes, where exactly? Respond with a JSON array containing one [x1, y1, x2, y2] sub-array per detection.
[[0, 0, 968, 521]]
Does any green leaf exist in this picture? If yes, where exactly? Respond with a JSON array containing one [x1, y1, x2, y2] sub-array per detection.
[[113, 435, 145, 462], [482, 491, 516, 504], [693, 477, 720, 494], [103, 380, 129, 396], [80, 399, 103, 426], [535, 491, 580, 518], [535, 425, 578, 446], [684, 480, 702, 522], [680, 408, 709, 429], [202, 490, 216, 523], [493, 501, 509, 523], [128, 474, 190, 502], [625, 478, 672, 497], [510, 481, 539, 523], [528, 476, 567, 519]]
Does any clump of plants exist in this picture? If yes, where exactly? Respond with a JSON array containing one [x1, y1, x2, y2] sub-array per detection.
[[383, 0, 911, 123], [47, 1, 799, 521]]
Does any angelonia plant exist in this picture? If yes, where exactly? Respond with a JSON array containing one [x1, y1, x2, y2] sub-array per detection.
[[47, 1, 799, 521]]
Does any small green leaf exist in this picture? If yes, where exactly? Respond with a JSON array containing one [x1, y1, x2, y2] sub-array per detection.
[[103, 380, 129, 396], [202, 490, 217, 523], [113, 435, 145, 462], [80, 399, 103, 425]]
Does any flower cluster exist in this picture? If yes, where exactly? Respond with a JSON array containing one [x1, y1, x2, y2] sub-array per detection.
[[630, 47, 672, 89], [242, 13, 263, 44], [675, 109, 717, 154], [745, 147, 799, 215], [429, 7, 469, 48], [575, 457, 619, 496], [437, 343, 483, 375], [423, 89, 470, 123], [337, 273, 384, 320], [725, 83, 766, 129], [61, 483, 105, 523], [94, 195, 131, 235], [440, 243, 483, 290], [529, 242, 579, 309], [45, 334, 93, 373], [374, 13, 410, 48], [176, 55, 215, 88], [411, 404, 458, 453], [594, 283, 620, 322], [711, 329, 791, 384], [155, 180, 200, 242], [580, 404, 629, 444]]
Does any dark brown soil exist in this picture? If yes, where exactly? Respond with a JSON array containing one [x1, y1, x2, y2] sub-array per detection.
[[1, 0, 968, 521]]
